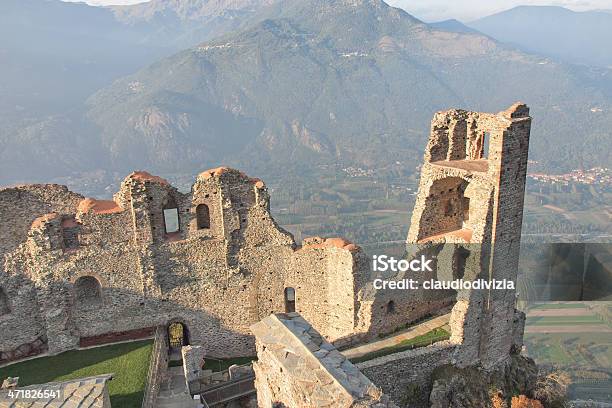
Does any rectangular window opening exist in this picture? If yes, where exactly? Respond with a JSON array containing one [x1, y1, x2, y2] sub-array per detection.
[[163, 208, 180, 234]]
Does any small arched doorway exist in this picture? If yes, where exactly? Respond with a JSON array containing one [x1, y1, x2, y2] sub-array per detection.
[[74, 276, 102, 308], [168, 322, 189, 350]]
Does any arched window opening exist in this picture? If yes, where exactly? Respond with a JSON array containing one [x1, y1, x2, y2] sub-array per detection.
[[196, 204, 211, 230], [168, 322, 189, 349], [0, 287, 10, 316], [386, 300, 396, 314], [74, 276, 102, 308], [163, 198, 180, 235], [284, 287, 296, 313]]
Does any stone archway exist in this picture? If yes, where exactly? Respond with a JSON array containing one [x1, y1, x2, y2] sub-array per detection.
[[168, 321, 189, 350]]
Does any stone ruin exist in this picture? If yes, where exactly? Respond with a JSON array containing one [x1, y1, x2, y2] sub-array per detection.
[[0, 103, 533, 407], [251, 313, 398, 408]]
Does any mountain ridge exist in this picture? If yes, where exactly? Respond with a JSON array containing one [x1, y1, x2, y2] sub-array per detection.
[[2, 0, 611, 184], [469, 5, 612, 67]]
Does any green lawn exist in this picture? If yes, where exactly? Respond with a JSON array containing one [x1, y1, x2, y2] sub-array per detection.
[[0, 340, 152, 408], [350, 328, 450, 364]]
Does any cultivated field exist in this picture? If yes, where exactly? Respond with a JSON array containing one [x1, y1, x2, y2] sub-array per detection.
[[524, 302, 612, 403]]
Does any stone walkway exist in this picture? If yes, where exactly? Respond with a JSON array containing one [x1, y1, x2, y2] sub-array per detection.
[[155, 366, 200, 408], [341, 313, 451, 359]]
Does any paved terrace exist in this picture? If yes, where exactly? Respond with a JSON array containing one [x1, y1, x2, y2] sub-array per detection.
[[341, 314, 451, 360]]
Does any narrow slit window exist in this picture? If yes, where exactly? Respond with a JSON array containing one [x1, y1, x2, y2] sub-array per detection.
[[454, 248, 470, 280], [0, 287, 10, 315], [285, 287, 296, 313], [462, 197, 471, 223], [482, 132, 490, 159], [196, 204, 210, 230]]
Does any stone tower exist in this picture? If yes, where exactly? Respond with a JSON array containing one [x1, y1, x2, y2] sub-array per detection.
[[407, 102, 532, 368]]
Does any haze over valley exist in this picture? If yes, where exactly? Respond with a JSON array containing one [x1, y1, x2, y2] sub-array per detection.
[[2, 0, 611, 243]]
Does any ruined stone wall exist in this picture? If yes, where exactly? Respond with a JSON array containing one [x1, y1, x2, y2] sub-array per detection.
[[0, 168, 375, 359], [356, 265, 453, 340], [479, 104, 532, 368], [0, 185, 83, 359], [251, 313, 398, 408], [357, 342, 456, 407], [0, 103, 531, 386], [0, 252, 46, 363], [405, 103, 531, 367], [0, 185, 83, 259], [355, 103, 532, 406]]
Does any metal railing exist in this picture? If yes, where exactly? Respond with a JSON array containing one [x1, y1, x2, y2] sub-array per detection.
[[200, 375, 256, 407]]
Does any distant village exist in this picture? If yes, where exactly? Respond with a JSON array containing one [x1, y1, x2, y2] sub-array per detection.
[[527, 161, 611, 186]]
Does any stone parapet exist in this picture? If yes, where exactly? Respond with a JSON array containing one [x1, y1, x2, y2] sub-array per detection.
[[251, 313, 398, 408]]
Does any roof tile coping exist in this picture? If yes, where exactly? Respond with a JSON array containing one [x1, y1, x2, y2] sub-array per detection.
[[128, 171, 170, 185], [251, 313, 378, 401], [298, 236, 360, 252], [77, 198, 123, 215], [198, 166, 265, 188]]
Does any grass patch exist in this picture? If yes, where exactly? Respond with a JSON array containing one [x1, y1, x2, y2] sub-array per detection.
[[0, 340, 152, 408], [349, 328, 450, 364]]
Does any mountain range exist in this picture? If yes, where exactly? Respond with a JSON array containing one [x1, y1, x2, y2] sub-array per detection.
[[469, 6, 612, 68], [1, 0, 611, 185]]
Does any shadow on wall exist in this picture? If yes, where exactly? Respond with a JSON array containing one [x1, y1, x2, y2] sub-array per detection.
[[352, 242, 486, 344], [0, 276, 258, 367], [69, 285, 257, 358]]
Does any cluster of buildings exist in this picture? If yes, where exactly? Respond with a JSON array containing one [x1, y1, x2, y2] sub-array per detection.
[[528, 166, 611, 186]]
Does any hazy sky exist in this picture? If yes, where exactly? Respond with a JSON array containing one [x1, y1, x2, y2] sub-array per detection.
[[63, 0, 612, 21], [387, 0, 612, 21]]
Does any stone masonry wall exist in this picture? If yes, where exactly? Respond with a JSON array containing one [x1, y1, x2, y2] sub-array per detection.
[[355, 103, 532, 406], [251, 313, 399, 408], [405, 102, 531, 369], [0, 103, 532, 404], [357, 342, 455, 406], [0, 185, 83, 357], [0, 168, 386, 359]]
